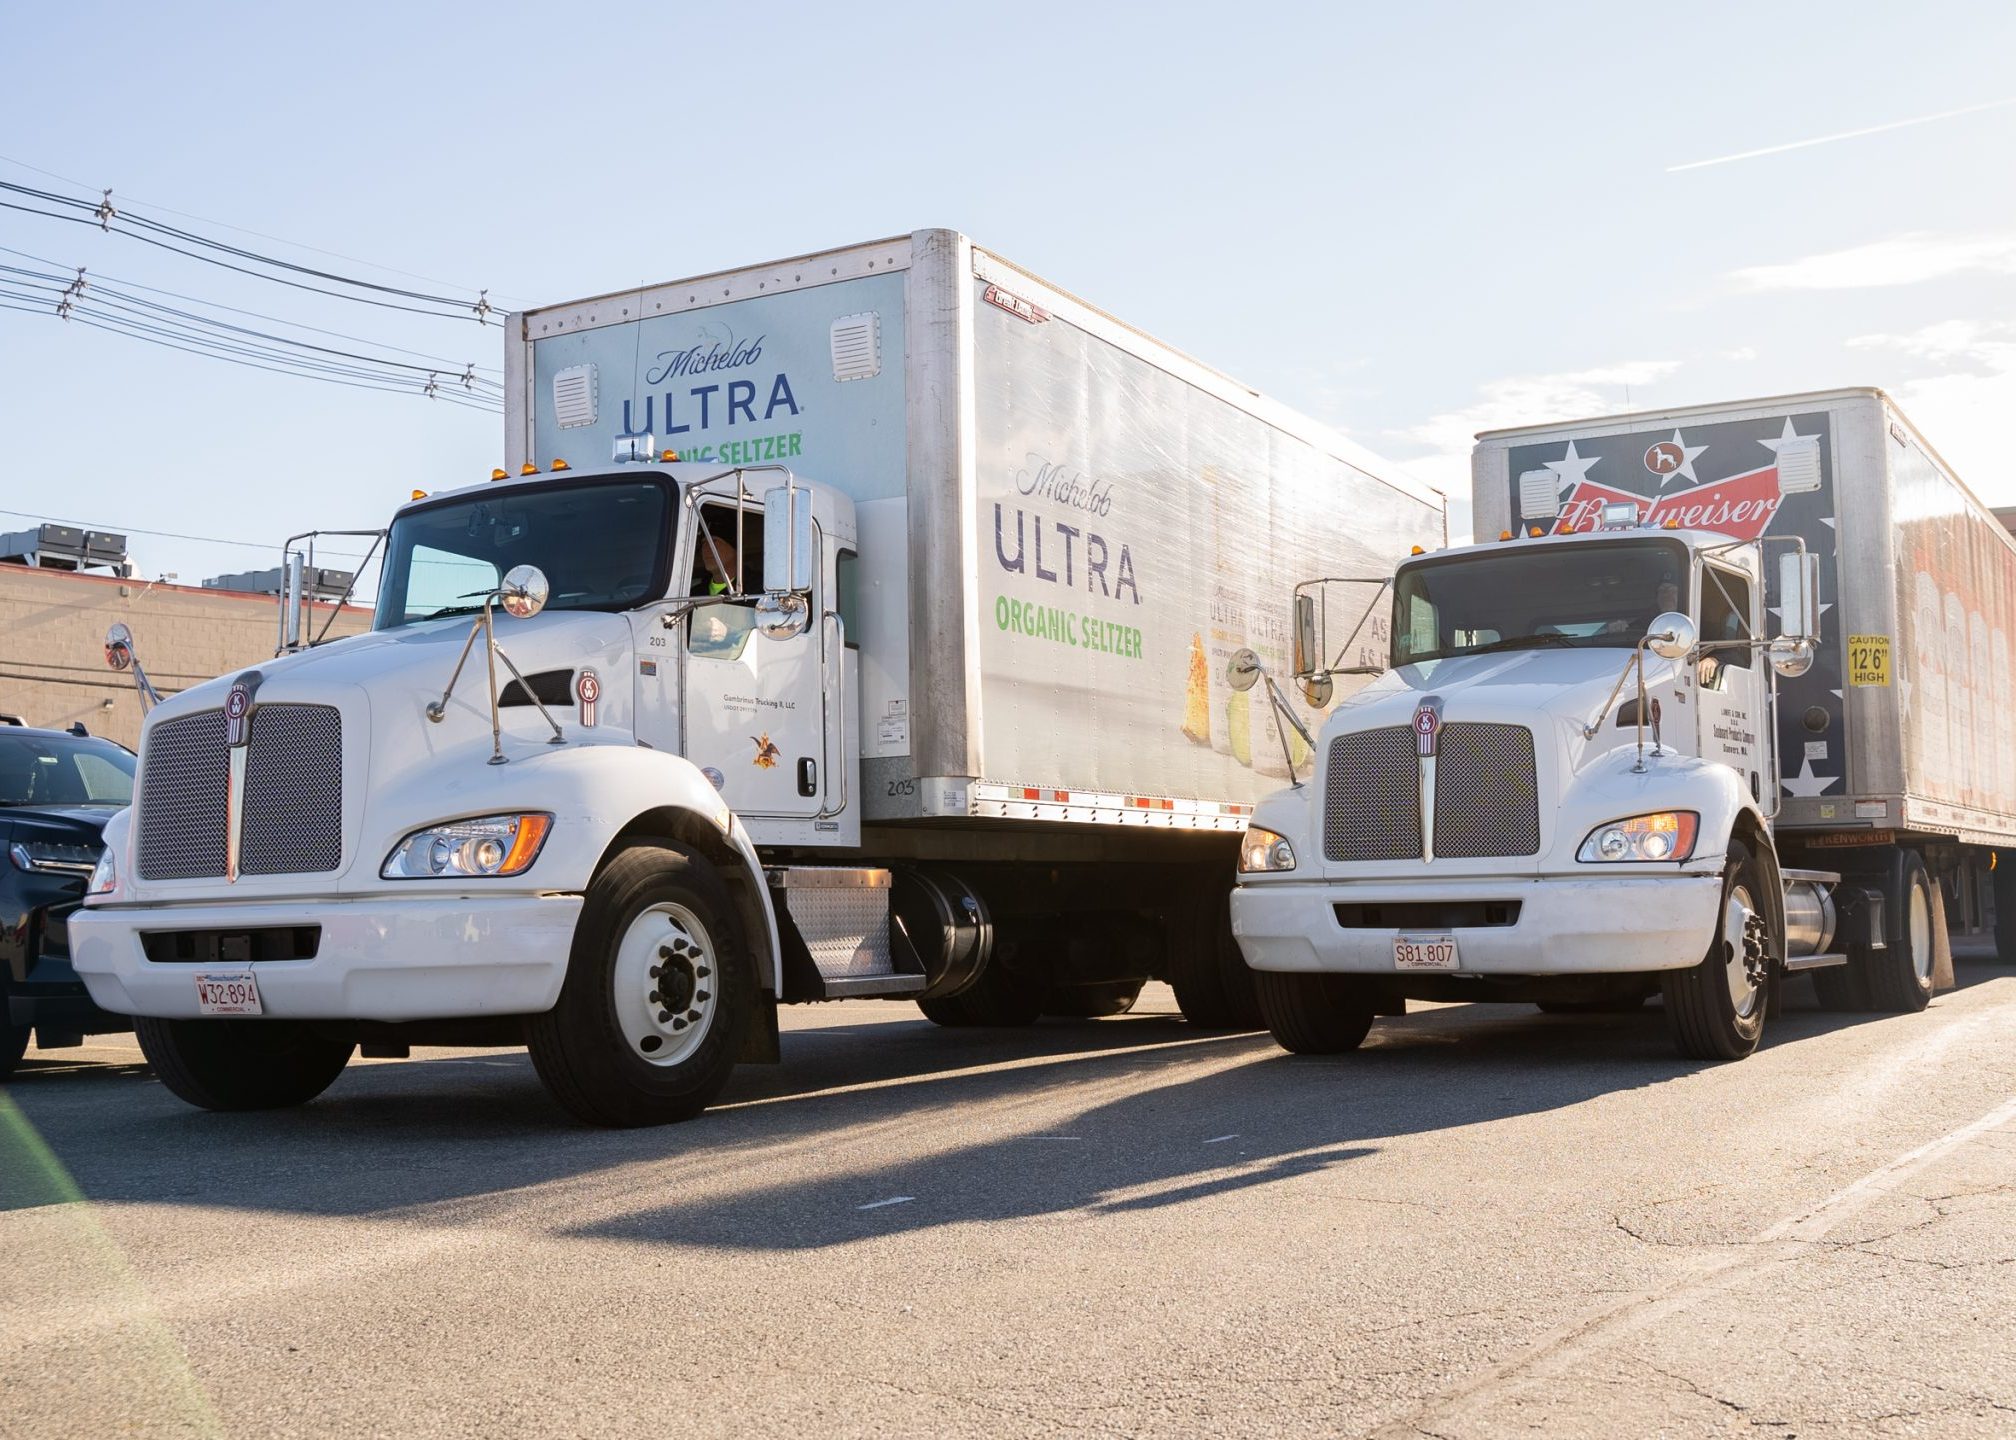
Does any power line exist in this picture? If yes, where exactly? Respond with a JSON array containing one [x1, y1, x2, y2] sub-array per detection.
[[0, 241, 504, 374], [0, 267, 501, 392], [0, 290, 504, 412], [0, 195, 495, 324], [0, 179, 499, 318], [0, 152, 528, 307]]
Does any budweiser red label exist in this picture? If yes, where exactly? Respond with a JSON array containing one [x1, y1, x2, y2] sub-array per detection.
[[1556, 462, 1784, 541]]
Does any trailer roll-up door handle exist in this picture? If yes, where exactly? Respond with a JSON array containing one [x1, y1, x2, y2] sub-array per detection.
[[798, 757, 817, 797]]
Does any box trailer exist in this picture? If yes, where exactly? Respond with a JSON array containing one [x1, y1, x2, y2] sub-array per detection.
[[72, 229, 1443, 1124], [1230, 388, 2004, 1062]]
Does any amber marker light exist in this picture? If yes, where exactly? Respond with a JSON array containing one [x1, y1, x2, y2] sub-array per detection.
[[660, 449, 681, 462], [411, 490, 429, 501], [520, 462, 540, 475], [490, 468, 508, 481], [499, 814, 553, 875], [551, 459, 570, 471], [1410, 545, 1426, 555], [1498, 530, 1514, 541]]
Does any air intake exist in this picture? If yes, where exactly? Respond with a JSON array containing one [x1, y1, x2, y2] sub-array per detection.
[[830, 313, 881, 382], [553, 364, 598, 428]]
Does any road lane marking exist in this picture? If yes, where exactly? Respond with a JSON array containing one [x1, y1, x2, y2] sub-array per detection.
[[856, 1196, 914, 1211], [1203, 1134, 1241, 1144]]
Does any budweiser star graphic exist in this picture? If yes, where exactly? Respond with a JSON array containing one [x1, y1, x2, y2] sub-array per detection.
[[1556, 462, 1785, 541]]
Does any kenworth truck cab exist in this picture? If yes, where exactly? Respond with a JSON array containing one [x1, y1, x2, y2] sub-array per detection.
[[1226, 514, 1912, 1062], [70, 463, 883, 1125]]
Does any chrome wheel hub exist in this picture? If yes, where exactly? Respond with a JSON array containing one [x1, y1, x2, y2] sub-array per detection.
[[612, 903, 718, 1067], [1722, 884, 1768, 1020]]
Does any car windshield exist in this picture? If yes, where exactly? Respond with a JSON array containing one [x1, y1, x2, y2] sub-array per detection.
[[0, 732, 137, 807], [373, 478, 676, 629], [1391, 539, 1691, 667]]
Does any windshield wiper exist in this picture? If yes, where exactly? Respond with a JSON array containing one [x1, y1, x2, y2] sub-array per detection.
[[1448, 633, 1584, 658], [421, 603, 487, 622]]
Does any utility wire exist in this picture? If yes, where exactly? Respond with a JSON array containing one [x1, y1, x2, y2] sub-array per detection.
[[0, 152, 527, 307], [0, 241, 503, 374], [0, 505, 380, 563], [0, 180, 496, 317], [0, 197, 494, 323]]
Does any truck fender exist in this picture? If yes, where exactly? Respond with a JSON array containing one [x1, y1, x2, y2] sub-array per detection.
[[443, 743, 783, 997]]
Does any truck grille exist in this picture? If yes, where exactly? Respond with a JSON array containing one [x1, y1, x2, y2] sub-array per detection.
[[1323, 727, 1421, 862], [1432, 723, 1541, 859], [135, 705, 344, 881]]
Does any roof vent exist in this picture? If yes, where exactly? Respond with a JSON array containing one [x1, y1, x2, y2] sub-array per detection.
[[553, 364, 598, 428], [1775, 435, 1822, 494], [830, 312, 881, 382]]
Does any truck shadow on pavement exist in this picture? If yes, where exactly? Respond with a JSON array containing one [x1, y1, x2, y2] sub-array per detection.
[[17, 964, 2004, 1228]]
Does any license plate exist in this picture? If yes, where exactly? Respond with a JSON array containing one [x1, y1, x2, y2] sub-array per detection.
[[1393, 934, 1458, 971], [193, 971, 263, 1016]]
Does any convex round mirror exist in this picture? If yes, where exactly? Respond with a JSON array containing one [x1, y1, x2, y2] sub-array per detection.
[[499, 565, 549, 619], [755, 592, 810, 641], [104, 623, 134, 670], [1300, 675, 1335, 708], [1226, 647, 1262, 693], [1644, 611, 1697, 660], [1768, 637, 1815, 678]]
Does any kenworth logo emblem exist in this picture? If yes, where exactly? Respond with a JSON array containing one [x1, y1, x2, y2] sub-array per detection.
[[1413, 697, 1445, 757], [222, 671, 263, 882], [223, 681, 254, 748]]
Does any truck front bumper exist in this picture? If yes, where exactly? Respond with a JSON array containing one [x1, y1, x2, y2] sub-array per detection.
[[68, 894, 583, 1022], [1230, 874, 1724, 976]]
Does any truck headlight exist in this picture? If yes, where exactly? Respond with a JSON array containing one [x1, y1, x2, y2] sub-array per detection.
[[382, 813, 553, 879], [1577, 811, 1698, 863], [10, 840, 103, 876], [86, 845, 119, 898], [1238, 826, 1297, 873]]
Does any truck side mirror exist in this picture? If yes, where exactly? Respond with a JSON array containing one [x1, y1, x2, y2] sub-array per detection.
[[1645, 611, 1697, 660], [763, 485, 815, 593], [1777, 551, 1820, 641], [1293, 591, 1321, 679]]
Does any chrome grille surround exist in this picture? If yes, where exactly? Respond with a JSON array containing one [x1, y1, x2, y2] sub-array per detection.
[[1323, 726, 1422, 862], [1433, 723, 1541, 859], [133, 703, 343, 881], [135, 710, 228, 881], [240, 704, 344, 875]]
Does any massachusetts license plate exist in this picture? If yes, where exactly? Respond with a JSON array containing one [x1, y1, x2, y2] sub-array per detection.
[[1393, 934, 1458, 971], [193, 971, 263, 1016]]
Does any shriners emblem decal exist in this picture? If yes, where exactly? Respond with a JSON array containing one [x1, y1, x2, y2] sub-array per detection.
[[577, 668, 601, 728]]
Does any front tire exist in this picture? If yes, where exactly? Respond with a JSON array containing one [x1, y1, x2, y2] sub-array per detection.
[[1662, 839, 1773, 1061], [528, 842, 751, 1127], [1254, 970, 1375, 1054], [135, 1018, 353, 1110]]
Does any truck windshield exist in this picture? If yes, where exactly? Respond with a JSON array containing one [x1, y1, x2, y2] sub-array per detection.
[[1391, 539, 1690, 667], [374, 478, 675, 629]]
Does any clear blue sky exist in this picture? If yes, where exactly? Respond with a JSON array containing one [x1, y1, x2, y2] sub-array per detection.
[[4, 0, 2013, 585]]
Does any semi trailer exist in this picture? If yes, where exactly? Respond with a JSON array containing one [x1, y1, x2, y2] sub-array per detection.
[[70, 229, 1443, 1125], [1231, 388, 2004, 1061]]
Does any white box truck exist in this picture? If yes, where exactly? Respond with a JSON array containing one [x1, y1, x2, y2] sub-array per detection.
[[1231, 388, 2006, 1061], [71, 230, 1443, 1125]]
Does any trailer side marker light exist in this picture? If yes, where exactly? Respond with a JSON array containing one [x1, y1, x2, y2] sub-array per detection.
[[490, 469, 508, 481], [520, 462, 540, 475], [551, 459, 570, 471]]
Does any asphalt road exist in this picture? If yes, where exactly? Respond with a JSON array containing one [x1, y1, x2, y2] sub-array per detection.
[[6, 954, 2016, 1439]]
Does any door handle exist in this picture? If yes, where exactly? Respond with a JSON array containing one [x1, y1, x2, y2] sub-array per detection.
[[797, 757, 817, 797]]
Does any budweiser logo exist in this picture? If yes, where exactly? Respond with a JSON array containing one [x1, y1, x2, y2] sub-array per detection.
[[1556, 462, 1784, 542]]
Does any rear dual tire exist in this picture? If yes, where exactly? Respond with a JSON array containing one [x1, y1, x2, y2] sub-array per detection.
[[1168, 885, 1262, 1031], [1812, 851, 1940, 1015]]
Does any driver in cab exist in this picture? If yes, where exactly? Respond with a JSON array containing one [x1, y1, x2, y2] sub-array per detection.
[[690, 521, 757, 659]]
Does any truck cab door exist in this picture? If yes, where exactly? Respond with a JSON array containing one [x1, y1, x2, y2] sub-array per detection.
[[679, 498, 844, 832], [1696, 564, 1766, 802]]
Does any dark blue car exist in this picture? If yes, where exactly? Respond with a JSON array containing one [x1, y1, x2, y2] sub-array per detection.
[[1, 724, 138, 1077]]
